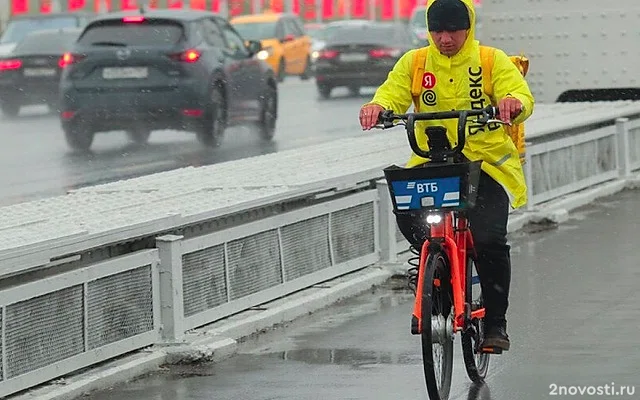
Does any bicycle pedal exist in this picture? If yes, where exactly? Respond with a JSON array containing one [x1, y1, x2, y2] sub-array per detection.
[[480, 346, 503, 354]]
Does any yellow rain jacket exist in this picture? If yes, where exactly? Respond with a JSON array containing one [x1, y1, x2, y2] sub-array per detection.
[[365, 0, 534, 209]]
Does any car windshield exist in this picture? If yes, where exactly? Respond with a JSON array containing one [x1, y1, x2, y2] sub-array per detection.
[[0, 16, 78, 44], [232, 21, 277, 41], [77, 20, 184, 46], [324, 25, 408, 46], [13, 31, 80, 54], [410, 9, 426, 29], [306, 27, 326, 41]]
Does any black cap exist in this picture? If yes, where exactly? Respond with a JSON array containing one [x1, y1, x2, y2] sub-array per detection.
[[427, 0, 471, 32]]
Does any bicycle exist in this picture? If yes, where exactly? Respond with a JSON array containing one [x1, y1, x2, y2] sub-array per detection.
[[376, 105, 506, 400]]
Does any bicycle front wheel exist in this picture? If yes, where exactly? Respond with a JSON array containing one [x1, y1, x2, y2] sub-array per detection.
[[421, 251, 454, 400]]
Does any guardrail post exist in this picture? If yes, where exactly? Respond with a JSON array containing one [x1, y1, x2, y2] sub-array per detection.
[[156, 234, 186, 343], [376, 179, 397, 263], [616, 118, 632, 178], [524, 145, 535, 212]]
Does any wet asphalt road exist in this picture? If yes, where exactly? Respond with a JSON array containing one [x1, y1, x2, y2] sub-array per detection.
[[82, 189, 640, 400], [0, 79, 371, 206]]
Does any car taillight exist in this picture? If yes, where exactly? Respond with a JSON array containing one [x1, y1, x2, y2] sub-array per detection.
[[318, 49, 339, 60], [0, 59, 22, 71], [59, 52, 86, 68], [123, 16, 145, 23], [169, 49, 201, 63], [369, 48, 401, 58]]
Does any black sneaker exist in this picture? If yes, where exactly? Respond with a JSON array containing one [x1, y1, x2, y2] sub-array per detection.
[[481, 322, 510, 351]]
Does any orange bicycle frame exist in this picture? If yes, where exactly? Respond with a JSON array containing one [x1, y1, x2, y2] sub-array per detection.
[[411, 211, 486, 334]]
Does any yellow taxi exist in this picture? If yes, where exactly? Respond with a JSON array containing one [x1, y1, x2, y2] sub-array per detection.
[[231, 12, 312, 81]]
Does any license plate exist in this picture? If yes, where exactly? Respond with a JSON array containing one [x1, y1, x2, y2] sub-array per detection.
[[23, 68, 56, 77], [102, 67, 148, 79], [339, 53, 368, 62]]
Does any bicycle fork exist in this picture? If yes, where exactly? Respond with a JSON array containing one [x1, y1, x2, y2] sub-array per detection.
[[410, 214, 469, 338]]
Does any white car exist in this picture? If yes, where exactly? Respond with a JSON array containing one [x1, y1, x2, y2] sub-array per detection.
[[304, 23, 326, 71], [408, 4, 482, 44], [0, 12, 92, 56]]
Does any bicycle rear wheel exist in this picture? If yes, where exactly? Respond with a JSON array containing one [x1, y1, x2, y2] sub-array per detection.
[[462, 256, 490, 382], [421, 251, 454, 400]]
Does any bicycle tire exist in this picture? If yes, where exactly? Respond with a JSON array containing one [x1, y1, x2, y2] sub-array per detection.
[[462, 256, 490, 382], [421, 251, 454, 400]]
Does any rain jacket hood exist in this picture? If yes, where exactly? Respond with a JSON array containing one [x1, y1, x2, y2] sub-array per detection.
[[426, 0, 477, 58], [366, 0, 535, 209], [423, 0, 482, 80]]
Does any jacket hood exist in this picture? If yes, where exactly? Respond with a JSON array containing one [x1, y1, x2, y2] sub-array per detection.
[[426, 0, 477, 57]]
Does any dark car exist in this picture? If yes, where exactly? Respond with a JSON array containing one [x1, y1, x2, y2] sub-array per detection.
[[0, 28, 81, 117], [314, 21, 416, 99], [0, 12, 93, 56], [59, 10, 277, 151]]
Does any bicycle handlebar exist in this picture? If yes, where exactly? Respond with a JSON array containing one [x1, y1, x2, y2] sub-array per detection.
[[376, 105, 501, 160]]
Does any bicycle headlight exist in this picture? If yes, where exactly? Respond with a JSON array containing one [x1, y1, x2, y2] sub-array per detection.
[[426, 214, 442, 225]]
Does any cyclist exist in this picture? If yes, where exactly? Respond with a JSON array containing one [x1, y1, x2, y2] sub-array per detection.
[[359, 0, 534, 352]]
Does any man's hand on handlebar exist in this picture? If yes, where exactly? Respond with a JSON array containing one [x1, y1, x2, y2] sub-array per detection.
[[362, 99, 520, 129], [497, 97, 523, 124], [359, 104, 385, 130]]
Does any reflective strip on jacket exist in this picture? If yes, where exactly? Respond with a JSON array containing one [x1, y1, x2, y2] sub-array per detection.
[[366, 0, 535, 209]]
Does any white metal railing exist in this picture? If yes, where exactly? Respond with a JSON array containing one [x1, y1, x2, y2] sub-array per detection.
[[0, 250, 161, 398], [624, 118, 640, 173], [525, 124, 619, 209], [156, 190, 380, 342]]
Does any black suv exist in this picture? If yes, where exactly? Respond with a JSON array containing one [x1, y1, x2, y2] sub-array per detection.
[[59, 10, 278, 151]]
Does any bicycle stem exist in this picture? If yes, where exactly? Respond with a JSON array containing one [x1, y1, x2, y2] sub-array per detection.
[[403, 106, 497, 160]]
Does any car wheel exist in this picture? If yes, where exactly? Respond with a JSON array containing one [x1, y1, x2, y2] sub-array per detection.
[[317, 84, 332, 100], [277, 59, 286, 82], [258, 84, 278, 141], [197, 85, 225, 148], [300, 57, 312, 80], [126, 127, 151, 144], [1, 101, 20, 118], [64, 122, 94, 152]]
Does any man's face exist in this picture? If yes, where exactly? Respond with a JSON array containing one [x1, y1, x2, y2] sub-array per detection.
[[430, 30, 468, 56]]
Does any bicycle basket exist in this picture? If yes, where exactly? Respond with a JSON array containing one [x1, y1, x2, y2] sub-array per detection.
[[383, 160, 482, 213]]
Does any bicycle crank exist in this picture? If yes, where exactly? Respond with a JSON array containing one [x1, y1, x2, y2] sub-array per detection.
[[430, 314, 454, 344]]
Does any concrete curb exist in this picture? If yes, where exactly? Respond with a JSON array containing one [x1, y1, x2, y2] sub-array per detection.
[[9, 177, 636, 400], [507, 179, 628, 233], [12, 352, 167, 400]]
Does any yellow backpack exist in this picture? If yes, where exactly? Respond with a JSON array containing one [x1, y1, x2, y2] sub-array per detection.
[[410, 45, 529, 165]]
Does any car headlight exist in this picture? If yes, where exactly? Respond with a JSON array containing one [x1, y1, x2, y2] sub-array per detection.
[[256, 47, 273, 60], [311, 50, 320, 60]]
